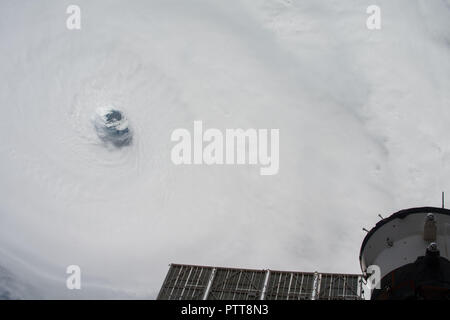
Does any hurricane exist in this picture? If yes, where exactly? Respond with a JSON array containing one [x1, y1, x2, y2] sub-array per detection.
[[0, 0, 449, 299]]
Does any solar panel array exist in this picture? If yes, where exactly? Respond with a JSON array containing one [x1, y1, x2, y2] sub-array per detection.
[[157, 264, 363, 300]]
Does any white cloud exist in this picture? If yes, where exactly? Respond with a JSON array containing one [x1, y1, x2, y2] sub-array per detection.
[[0, 0, 448, 298]]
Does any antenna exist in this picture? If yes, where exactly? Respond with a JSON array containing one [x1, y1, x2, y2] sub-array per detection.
[[442, 191, 445, 208]]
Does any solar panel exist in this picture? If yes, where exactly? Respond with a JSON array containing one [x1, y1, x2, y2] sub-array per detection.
[[157, 264, 363, 300], [316, 273, 362, 300], [157, 264, 213, 300], [265, 271, 316, 300], [207, 268, 266, 300]]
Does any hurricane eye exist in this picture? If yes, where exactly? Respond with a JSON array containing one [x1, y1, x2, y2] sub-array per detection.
[[93, 107, 132, 147]]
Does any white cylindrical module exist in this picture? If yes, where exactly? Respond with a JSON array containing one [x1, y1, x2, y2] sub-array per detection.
[[360, 207, 450, 300]]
